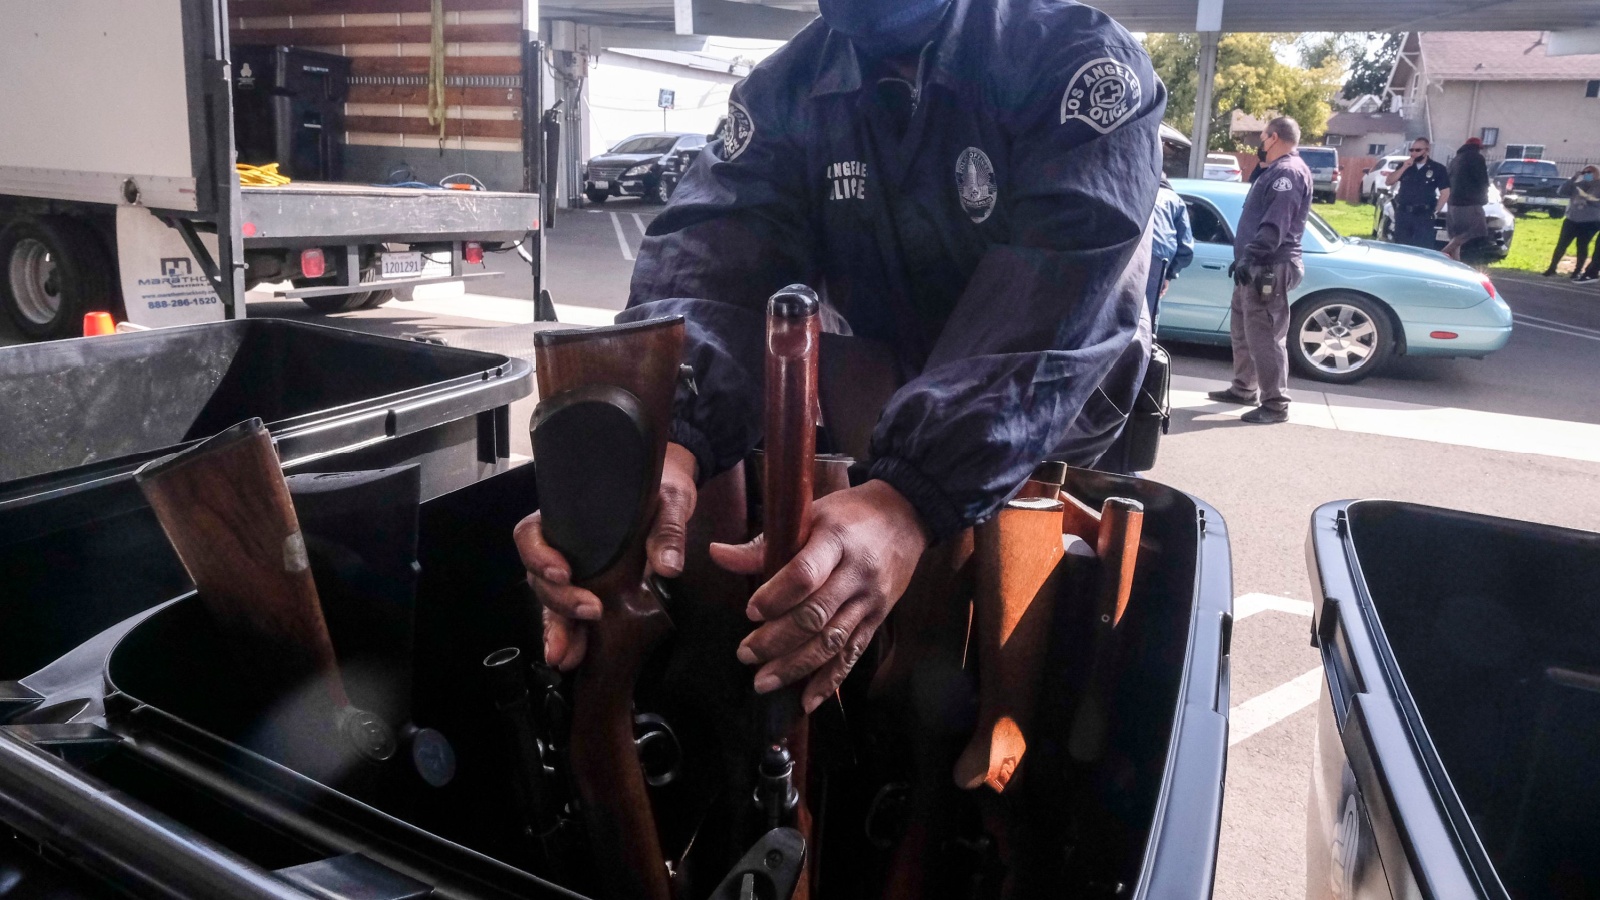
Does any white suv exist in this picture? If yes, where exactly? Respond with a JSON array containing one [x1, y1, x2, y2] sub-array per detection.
[[1361, 155, 1408, 203]]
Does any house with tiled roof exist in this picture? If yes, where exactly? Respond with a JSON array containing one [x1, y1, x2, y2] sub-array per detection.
[[1387, 31, 1600, 166]]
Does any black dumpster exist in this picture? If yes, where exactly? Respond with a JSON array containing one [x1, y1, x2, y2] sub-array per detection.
[[1305, 500, 1600, 900], [0, 465, 1232, 899], [0, 319, 531, 680]]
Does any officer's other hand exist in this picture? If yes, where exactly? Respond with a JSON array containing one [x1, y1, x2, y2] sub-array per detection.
[[514, 442, 699, 671], [711, 480, 929, 714]]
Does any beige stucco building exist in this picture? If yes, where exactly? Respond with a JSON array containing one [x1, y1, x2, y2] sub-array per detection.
[[1387, 31, 1600, 168]]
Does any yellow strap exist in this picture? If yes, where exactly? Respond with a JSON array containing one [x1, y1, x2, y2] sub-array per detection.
[[427, 0, 447, 148]]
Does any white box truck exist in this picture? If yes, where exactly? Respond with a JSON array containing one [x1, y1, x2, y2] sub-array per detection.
[[0, 0, 543, 341]]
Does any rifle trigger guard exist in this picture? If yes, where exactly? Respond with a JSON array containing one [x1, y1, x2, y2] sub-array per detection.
[[862, 781, 911, 849], [633, 712, 682, 788]]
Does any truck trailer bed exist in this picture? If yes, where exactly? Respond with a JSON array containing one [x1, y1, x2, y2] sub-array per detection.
[[240, 182, 540, 247]]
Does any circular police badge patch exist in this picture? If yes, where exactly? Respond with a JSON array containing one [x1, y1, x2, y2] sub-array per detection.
[[1272, 176, 1293, 192], [1060, 57, 1141, 135], [722, 101, 755, 161], [955, 147, 997, 223]]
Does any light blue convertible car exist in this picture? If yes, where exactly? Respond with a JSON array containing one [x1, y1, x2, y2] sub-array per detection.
[[1159, 180, 1513, 383]]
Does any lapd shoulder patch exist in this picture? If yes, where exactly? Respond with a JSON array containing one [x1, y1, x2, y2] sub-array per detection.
[[722, 101, 755, 161], [1272, 176, 1294, 192], [1060, 57, 1142, 135], [955, 147, 997, 223]]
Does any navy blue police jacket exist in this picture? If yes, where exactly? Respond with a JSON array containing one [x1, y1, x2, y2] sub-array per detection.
[[1234, 150, 1313, 268], [619, 0, 1166, 540]]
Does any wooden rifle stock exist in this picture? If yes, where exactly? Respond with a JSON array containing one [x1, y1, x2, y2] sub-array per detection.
[[530, 316, 684, 900], [134, 419, 396, 765], [954, 497, 1068, 793], [1068, 497, 1145, 764]]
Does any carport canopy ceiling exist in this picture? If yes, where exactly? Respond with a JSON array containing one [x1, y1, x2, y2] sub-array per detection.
[[539, 0, 1600, 45]]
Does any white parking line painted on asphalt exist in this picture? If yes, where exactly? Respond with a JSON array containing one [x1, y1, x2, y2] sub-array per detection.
[[632, 213, 649, 239], [1235, 593, 1314, 620], [1515, 313, 1600, 336], [1513, 316, 1600, 343], [1172, 374, 1600, 464], [1229, 667, 1323, 746], [609, 212, 635, 261]]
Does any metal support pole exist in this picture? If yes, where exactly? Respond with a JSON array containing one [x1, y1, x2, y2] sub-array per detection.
[[521, 0, 547, 313], [1189, 30, 1221, 179]]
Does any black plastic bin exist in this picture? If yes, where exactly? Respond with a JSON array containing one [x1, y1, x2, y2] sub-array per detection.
[[0, 319, 531, 679], [0, 465, 1232, 899], [1305, 500, 1600, 900]]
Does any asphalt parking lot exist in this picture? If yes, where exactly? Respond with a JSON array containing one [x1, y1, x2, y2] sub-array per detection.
[[6, 197, 1600, 898]]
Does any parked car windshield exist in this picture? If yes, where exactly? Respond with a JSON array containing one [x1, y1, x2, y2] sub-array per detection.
[[1495, 160, 1559, 178], [1299, 149, 1337, 169], [611, 136, 678, 155]]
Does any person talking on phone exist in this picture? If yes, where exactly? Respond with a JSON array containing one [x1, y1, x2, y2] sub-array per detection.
[[1206, 116, 1311, 425], [1545, 165, 1600, 282], [1384, 137, 1450, 249]]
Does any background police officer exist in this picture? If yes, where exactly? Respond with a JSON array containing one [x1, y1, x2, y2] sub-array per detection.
[[1384, 137, 1450, 249], [517, 0, 1165, 710], [1208, 116, 1312, 425]]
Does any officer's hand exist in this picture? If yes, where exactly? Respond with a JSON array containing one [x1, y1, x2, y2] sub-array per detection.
[[1159, 279, 1171, 299], [1231, 262, 1253, 286], [711, 479, 929, 714], [514, 442, 698, 671]]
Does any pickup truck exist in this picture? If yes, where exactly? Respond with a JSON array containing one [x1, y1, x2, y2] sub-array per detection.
[[1492, 159, 1569, 218]]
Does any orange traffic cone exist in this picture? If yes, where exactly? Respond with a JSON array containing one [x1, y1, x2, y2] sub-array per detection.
[[83, 312, 116, 336]]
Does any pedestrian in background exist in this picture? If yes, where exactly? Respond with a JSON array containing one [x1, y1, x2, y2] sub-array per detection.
[[1385, 137, 1450, 249], [1442, 137, 1489, 262], [1208, 116, 1312, 425], [1545, 165, 1600, 282], [1148, 176, 1194, 325]]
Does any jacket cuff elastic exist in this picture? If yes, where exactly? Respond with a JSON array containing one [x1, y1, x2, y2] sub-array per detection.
[[668, 419, 716, 486], [866, 456, 964, 544]]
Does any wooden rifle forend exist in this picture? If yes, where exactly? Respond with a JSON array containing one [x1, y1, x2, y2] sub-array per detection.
[[1068, 496, 1145, 764], [954, 496, 1069, 793], [759, 286, 822, 748], [531, 316, 685, 900]]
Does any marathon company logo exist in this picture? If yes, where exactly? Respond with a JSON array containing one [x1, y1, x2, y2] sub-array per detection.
[[1060, 57, 1141, 135], [827, 160, 868, 201], [722, 101, 755, 161], [139, 257, 206, 287], [955, 147, 997, 223]]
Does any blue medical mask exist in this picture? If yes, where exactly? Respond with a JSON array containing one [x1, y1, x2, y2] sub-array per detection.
[[1584, 172, 1596, 182], [818, 0, 952, 57]]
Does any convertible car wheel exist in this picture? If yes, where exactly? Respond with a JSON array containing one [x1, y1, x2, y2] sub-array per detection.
[[1289, 293, 1393, 384]]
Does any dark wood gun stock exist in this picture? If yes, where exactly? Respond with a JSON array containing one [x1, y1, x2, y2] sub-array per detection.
[[531, 316, 685, 900], [954, 497, 1068, 793], [1067, 497, 1145, 764], [135, 420, 349, 711]]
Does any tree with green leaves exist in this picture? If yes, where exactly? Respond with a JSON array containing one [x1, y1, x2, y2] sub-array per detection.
[[1145, 32, 1343, 151], [1341, 33, 1403, 100]]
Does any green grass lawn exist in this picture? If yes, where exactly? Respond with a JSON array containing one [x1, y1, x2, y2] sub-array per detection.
[[1310, 199, 1567, 275]]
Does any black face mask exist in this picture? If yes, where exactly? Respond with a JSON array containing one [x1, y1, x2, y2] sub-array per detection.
[[1256, 146, 1268, 163], [819, 0, 953, 57]]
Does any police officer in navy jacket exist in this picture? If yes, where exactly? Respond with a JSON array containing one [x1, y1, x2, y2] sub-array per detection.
[[519, 0, 1166, 711], [1385, 137, 1450, 249]]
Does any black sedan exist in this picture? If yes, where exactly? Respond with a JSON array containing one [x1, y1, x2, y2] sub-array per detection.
[[584, 133, 706, 204]]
